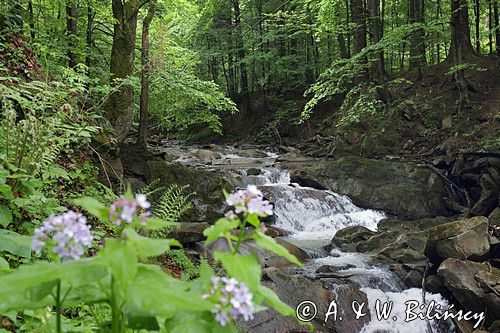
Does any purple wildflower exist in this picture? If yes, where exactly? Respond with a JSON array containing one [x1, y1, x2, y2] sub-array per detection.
[[203, 276, 255, 326], [32, 211, 93, 261], [226, 185, 273, 216], [109, 194, 151, 226]]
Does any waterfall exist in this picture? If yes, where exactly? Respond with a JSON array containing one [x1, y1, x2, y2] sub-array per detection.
[[256, 166, 454, 333]]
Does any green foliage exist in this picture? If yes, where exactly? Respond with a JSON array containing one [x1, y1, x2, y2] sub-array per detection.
[[0, 187, 302, 331], [150, 183, 195, 237]]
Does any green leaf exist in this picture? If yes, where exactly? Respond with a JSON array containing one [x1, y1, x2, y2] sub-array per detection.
[[0, 185, 13, 200], [124, 265, 212, 318], [0, 257, 9, 271], [246, 214, 261, 228], [103, 238, 138, 297], [213, 252, 261, 291], [73, 197, 109, 223], [0, 229, 31, 259], [0, 206, 13, 228], [124, 227, 181, 257], [256, 285, 295, 316], [127, 315, 159, 330], [203, 218, 238, 244], [253, 231, 302, 267]]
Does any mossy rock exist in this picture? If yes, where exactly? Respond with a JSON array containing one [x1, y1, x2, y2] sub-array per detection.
[[287, 155, 453, 219], [146, 160, 240, 223]]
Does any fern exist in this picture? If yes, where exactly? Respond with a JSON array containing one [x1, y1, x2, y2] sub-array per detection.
[[138, 178, 165, 198], [151, 183, 195, 237]]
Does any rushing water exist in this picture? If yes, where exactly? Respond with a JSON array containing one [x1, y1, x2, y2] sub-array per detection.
[[169, 144, 455, 332], [241, 156, 454, 333]]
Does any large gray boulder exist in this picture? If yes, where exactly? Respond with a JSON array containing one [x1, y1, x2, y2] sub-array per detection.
[[146, 160, 241, 222], [426, 216, 490, 261], [437, 258, 500, 326], [284, 155, 454, 219], [245, 268, 371, 333]]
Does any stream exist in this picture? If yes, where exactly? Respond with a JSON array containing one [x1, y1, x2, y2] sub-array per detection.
[[162, 143, 456, 332]]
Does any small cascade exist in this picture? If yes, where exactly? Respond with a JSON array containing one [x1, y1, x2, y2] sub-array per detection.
[[250, 161, 454, 332]]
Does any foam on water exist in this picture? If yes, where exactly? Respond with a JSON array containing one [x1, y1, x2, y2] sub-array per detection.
[[253, 166, 454, 333], [360, 288, 452, 333]]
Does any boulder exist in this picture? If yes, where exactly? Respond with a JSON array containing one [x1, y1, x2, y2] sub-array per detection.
[[489, 207, 500, 228], [197, 238, 309, 269], [190, 149, 221, 164], [147, 160, 240, 222], [167, 222, 210, 245], [436, 229, 490, 260], [437, 259, 487, 315], [285, 155, 453, 219], [426, 216, 489, 261], [244, 268, 371, 333], [328, 226, 375, 252]]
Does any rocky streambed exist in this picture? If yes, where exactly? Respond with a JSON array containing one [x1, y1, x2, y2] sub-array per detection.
[[120, 141, 499, 333]]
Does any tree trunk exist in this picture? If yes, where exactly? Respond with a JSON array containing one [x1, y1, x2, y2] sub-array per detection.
[[494, 0, 500, 55], [367, 0, 385, 82], [66, 1, 78, 68], [409, 0, 426, 69], [350, 0, 367, 55], [232, 0, 250, 111], [27, 1, 35, 40], [448, 0, 476, 115], [489, 0, 494, 54], [474, 0, 480, 53], [107, 0, 143, 143], [137, 3, 155, 146], [85, 1, 94, 89], [448, 0, 475, 64]]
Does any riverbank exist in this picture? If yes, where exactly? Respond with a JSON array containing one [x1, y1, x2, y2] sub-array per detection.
[[119, 140, 499, 332]]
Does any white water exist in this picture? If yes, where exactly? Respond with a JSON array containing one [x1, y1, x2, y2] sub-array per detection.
[[253, 164, 454, 333], [160, 143, 454, 332]]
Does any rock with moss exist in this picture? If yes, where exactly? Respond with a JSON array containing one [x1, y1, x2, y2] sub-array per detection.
[[285, 155, 454, 219], [425, 216, 489, 261], [146, 160, 240, 222]]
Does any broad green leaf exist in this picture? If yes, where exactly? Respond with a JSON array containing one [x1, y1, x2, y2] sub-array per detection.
[[0, 229, 32, 259], [124, 264, 212, 318], [73, 197, 109, 223], [103, 238, 138, 297], [0, 205, 13, 228], [0, 257, 9, 271], [0, 185, 13, 200], [203, 218, 239, 244], [253, 231, 302, 267], [0, 258, 107, 311], [124, 227, 181, 257], [246, 214, 261, 228], [213, 252, 261, 291], [256, 285, 295, 316]]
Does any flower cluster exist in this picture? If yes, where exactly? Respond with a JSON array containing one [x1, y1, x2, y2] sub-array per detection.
[[203, 277, 255, 326], [225, 185, 273, 218], [32, 211, 93, 261], [109, 194, 151, 226]]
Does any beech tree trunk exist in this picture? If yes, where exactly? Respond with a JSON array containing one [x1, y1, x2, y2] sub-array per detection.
[[137, 3, 155, 146], [350, 0, 366, 55], [474, 0, 480, 53], [448, 0, 475, 64], [66, 1, 78, 68], [232, 0, 250, 110], [494, 0, 500, 55], [367, 0, 385, 82], [409, 0, 426, 69], [107, 0, 144, 143], [85, 1, 94, 89]]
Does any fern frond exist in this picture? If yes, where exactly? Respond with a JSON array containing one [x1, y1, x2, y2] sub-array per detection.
[[151, 183, 195, 237]]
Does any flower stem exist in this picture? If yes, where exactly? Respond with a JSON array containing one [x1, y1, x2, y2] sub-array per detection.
[[55, 280, 62, 333], [110, 276, 122, 333]]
